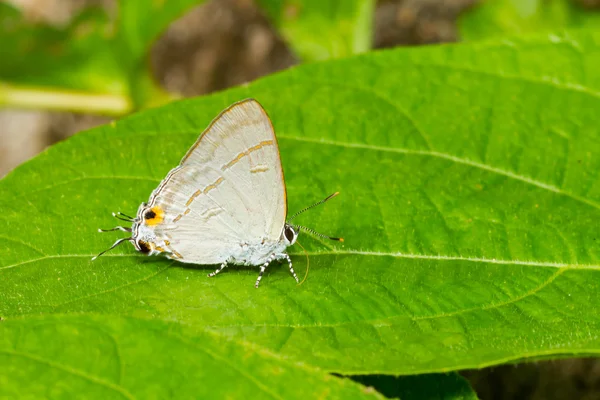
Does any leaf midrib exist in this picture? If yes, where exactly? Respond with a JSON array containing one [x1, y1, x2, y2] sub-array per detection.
[[2, 253, 591, 326], [2, 250, 599, 273]]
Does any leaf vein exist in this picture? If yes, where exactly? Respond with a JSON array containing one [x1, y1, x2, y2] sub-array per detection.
[[205, 269, 566, 330], [278, 135, 600, 211], [160, 332, 285, 400], [408, 61, 600, 99], [0, 254, 144, 272]]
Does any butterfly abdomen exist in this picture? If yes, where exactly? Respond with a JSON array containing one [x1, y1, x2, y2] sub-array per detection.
[[228, 239, 288, 266]]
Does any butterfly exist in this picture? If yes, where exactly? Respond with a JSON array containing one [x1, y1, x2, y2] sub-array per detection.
[[94, 99, 342, 288]]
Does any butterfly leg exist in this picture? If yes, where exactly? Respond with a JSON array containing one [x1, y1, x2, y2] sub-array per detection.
[[277, 253, 298, 283], [255, 253, 276, 288], [208, 261, 228, 278]]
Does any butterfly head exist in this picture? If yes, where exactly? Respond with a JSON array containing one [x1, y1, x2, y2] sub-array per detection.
[[131, 202, 163, 254], [93, 202, 163, 260]]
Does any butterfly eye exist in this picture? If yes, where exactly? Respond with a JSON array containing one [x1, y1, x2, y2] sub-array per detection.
[[137, 240, 151, 254], [284, 226, 297, 244], [144, 209, 156, 220]]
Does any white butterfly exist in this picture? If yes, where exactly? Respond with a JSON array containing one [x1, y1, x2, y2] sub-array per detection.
[[95, 99, 342, 288]]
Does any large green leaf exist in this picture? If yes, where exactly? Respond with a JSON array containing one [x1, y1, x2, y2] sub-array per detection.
[[257, 0, 374, 62], [459, 0, 600, 40], [0, 314, 380, 399], [1, 29, 600, 385]]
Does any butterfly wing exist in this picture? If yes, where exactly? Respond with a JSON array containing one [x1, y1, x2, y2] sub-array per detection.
[[145, 99, 287, 264]]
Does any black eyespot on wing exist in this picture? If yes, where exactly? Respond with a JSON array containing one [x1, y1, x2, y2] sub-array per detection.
[[137, 240, 151, 254], [144, 209, 156, 220], [284, 226, 295, 242]]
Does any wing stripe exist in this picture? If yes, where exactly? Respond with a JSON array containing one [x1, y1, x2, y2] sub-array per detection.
[[250, 165, 269, 173], [201, 207, 224, 220], [185, 189, 202, 206], [182, 176, 225, 211], [204, 176, 225, 194], [170, 250, 183, 259], [221, 140, 274, 170]]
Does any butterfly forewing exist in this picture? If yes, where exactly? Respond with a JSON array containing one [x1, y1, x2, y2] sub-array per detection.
[[146, 99, 287, 264]]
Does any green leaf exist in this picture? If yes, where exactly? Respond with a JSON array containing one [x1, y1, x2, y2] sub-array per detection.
[[257, 0, 374, 61], [0, 315, 381, 399], [1, 28, 600, 383], [352, 373, 478, 400], [459, 0, 600, 40]]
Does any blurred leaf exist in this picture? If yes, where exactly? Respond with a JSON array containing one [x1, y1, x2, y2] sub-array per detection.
[[352, 373, 478, 400], [0, 315, 381, 399], [0, 1, 205, 113], [459, 0, 600, 40], [114, 0, 206, 108], [116, 0, 206, 67], [0, 3, 126, 96], [1, 29, 600, 390], [257, 0, 374, 61]]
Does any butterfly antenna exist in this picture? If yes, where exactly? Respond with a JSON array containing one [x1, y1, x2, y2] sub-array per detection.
[[92, 238, 133, 260], [116, 211, 135, 219], [294, 225, 344, 242], [112, 212, 135, 222], [288, 192, 339, 223], [98, 226, 132, 233], [296, 240, 310, 286]]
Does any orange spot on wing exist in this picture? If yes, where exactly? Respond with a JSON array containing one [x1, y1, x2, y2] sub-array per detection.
[[145, 206, 164, 226]]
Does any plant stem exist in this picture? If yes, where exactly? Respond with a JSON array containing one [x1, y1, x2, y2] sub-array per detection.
[[0, 82, 132, 116]]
